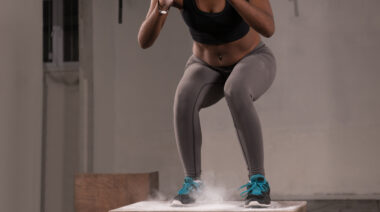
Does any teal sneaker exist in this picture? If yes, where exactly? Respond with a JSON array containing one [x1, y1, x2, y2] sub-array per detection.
[[170, 176, 203, 206], [239, 174, 271, 208]]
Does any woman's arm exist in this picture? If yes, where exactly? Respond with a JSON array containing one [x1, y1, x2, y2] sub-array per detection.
[[137, 0, 172, 49], [228, 0, 275, 38]]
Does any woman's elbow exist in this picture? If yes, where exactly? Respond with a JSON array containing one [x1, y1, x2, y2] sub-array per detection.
[[262, 22, 275, 38], [138, 40, 150, 49], [137, 34, 151, 49], [262, 28, 274, 38]]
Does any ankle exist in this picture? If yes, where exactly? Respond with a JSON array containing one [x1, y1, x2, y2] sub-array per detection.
[[186, 175, 201, 181]]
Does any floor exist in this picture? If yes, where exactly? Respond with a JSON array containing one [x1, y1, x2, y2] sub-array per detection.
[[306, 200, 380, 212]]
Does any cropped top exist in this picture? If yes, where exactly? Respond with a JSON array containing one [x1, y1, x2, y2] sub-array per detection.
[[180, 0, 250, 45]]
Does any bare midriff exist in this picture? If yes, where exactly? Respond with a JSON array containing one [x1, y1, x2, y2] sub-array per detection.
[[192, 28, 261, 67], [176, 0, 262, 67]]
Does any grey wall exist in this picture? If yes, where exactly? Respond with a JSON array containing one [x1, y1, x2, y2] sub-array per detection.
[[0, 0, 43, 211], [265, 0, 380, 199], [43, 71, 79, 212], [88, 0, 380, 200]]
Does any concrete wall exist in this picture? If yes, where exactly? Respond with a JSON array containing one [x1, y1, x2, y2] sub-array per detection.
[[88, 0, 380, 200], [0, 0, 43, 211]]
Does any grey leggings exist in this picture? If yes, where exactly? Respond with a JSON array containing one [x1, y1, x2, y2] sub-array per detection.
[[173, 41, 276, 179]]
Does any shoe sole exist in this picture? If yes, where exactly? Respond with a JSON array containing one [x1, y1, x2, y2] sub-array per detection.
[[244, 201, 271, 208]]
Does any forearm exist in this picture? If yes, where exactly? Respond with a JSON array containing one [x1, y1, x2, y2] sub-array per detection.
[[138, 2, 169, 49], [228, 0, 275, 37]]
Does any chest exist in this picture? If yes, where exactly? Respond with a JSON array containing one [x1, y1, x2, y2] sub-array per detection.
[[180, 0, 244, 33], [194, 0, 226, 13]]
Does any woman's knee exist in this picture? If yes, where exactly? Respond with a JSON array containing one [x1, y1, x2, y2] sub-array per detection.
[[174, 82, 196, 113], [223, 79, 250, 103]]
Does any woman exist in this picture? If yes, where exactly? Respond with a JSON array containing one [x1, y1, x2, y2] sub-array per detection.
[[138, 0, 276, 208]]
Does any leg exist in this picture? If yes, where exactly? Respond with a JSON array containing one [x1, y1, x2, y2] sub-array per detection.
[[173, 55, 225, 179], [223, 44, 276, 178]]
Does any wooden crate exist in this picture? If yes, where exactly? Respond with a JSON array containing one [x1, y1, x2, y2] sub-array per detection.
[[75, 172, 158, 212]]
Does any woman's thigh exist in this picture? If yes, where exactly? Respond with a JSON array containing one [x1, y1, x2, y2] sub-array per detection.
[[174, 55, 226, 110], [224, 45, 277, 101]]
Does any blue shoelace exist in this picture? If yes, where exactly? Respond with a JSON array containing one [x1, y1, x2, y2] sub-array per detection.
[[238, 174, 270, 197], [178, 176, 201, 195]]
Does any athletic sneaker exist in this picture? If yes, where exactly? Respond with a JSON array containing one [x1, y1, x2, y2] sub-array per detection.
[[170, 176, 203, 206], [239, 174, 271, 208]]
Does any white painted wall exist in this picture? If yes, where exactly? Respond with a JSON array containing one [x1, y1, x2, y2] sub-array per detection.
[[88, 0, 380, 200], [0, 0, 43, 211]]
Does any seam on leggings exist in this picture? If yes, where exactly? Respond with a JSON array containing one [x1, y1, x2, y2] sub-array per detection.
[[225, 96, 252, 175], [191, 82, 224, 178]]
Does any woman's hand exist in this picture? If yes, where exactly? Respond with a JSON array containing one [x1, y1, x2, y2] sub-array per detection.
[[158, 0, 174, 10]]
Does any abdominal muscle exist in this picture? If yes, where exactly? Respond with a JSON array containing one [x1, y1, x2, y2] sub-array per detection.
[[192, 27, 261, 67]]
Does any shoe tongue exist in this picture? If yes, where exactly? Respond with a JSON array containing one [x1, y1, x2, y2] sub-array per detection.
[[251, 174, 265, 182]]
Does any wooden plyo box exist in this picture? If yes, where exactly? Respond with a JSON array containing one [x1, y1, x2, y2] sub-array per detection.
[[109, 200, 307, 212], [75, 172, 158, 212]]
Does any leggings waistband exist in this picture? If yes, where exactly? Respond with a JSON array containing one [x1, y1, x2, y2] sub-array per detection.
[[212, 40, 266, 71], [190, 40, 266, 74]]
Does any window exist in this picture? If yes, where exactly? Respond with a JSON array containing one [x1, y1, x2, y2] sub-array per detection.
[[43, 0, 79, 70]]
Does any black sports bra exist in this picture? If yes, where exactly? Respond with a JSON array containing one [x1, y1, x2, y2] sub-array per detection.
[[180, 0, 250, 45]]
